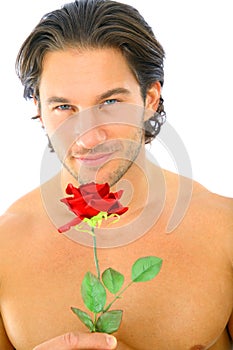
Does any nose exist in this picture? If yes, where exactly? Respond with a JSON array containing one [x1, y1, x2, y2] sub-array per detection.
[[75, 127, 107, 150], [74, 106, 108, 150]]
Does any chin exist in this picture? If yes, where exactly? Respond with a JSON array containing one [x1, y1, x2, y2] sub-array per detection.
[[96, 161, 134, 187], [63, 157, 133, 187]]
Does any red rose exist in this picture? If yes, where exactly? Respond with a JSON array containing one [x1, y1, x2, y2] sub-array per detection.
[[58, 182, 128, 233]]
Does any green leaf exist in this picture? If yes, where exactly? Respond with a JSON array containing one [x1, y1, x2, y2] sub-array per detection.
[[71, 307, 94, 332], [96, 310, 123, 334], [81, 272, 107, 313], [131, 256, 163, 282], [102, 268, 124, 294]]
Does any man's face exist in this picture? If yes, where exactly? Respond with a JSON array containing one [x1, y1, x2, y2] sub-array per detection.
[[38, 47, 158, 186]]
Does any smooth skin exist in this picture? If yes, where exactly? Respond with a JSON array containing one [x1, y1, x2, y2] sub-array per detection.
[[0, 48, 232, 350], [32, 332, 118, 350]]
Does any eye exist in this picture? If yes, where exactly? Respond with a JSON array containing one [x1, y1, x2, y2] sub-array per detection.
[[103, 99, 119, 105], [99, 99, 119, 110], [55, 104, 73, 111]]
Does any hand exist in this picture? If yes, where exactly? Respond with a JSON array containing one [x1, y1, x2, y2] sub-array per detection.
[[33, 332, 117, 350]]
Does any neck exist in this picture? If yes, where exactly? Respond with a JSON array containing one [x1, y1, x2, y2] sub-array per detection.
[[59, 146, 163, 221], [112, 148, 150, 213], [45, 148, 166, 247], [61, 146, 148, 199]]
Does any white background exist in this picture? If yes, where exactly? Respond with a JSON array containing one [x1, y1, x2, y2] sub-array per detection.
[[0, 0, 232, 214]]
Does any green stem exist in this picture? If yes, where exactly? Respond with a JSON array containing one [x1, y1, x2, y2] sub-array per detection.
[[93, 313, 97, 332], [92, 227, 100, 280], [103, 280, 134, 313]]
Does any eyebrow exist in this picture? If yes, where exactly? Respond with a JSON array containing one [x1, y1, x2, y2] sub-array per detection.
[[46, 96, 71, 105], [95, 88, 131, 103], [45, 88, 131, 106]]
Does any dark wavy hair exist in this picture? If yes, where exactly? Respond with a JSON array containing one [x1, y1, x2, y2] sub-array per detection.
[[16, 0, 166, 144]]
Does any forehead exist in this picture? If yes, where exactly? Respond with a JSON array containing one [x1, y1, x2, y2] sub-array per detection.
[[40, 47, 135, 85], [38, 47, 140, 104]]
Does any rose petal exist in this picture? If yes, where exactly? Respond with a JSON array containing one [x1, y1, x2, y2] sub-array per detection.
[[65, 183, 81, 196], [96, 183, 110, 196], [59, 182, 128, 231], [114, 190, 124, 199], [109, 206, 128, 215], [79, 182, 109, 196], [80, 204, 99, 218], [58, 216, 82, 233], [89, 198, 117, 212]]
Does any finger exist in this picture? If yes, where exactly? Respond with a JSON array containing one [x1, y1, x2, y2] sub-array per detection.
[[33, 332, 117, 350]]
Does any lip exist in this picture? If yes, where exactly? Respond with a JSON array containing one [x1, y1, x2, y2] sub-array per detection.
[[74, 152, 115, 167]]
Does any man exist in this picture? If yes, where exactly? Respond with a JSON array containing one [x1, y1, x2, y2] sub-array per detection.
[[0, 0, 232, 349]]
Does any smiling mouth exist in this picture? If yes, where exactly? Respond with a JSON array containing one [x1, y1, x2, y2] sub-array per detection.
[[74, 152, 115, 167]]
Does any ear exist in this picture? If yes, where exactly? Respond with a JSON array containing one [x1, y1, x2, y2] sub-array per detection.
[[33, 96, 43, 125], [144, 81, 161, 121]]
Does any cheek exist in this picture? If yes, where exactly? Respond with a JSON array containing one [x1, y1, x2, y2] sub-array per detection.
[[41, 112, 67, 137], [108, 124, 143, 139], [40, 108, 54, 134]]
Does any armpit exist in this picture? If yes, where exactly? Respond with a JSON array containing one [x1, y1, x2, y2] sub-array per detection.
[[228, 312, 233, 342], [0, 313, 14, 350]]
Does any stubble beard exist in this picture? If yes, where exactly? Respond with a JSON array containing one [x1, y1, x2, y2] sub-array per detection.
[[61, 129, 144, 187]]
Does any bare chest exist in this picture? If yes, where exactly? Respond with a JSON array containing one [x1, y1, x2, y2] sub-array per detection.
[[1, 230, 232, 350]]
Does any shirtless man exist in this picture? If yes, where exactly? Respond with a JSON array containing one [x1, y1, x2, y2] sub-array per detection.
[[0, 1, 232, 349]]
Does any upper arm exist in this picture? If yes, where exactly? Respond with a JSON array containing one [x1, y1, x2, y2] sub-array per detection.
[[226, 221, 233, 341], [221, 201, 233, 332], [0, 215, 15, 350], [227, 224, 233, 341], [228, 312, 233, 342], [0, 314, 14, 350]]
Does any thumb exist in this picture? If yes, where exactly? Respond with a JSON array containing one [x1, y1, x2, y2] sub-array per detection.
[[33, 332, 117, 350]]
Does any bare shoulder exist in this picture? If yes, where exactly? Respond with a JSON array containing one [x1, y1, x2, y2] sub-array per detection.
[[195, 180, 233, 257], [190, 185, 233, 342], [163, 168, 233, 258], [0, 175, 66, 267], [0, 187, 43, 263], [183, 175, 233, 264], [191, 179, 233, 225], [164, 168, 233, 224], [0, 186, 42, 228]]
